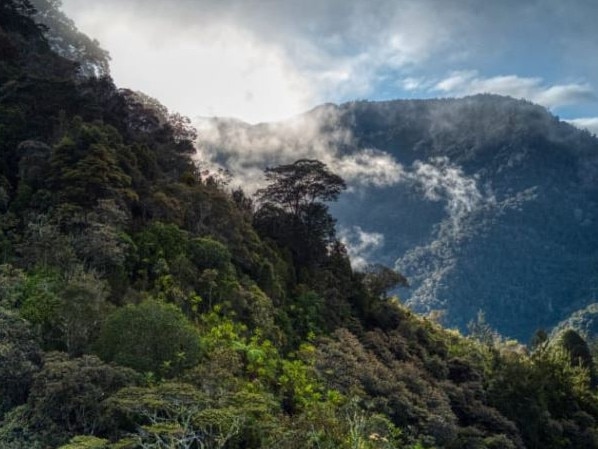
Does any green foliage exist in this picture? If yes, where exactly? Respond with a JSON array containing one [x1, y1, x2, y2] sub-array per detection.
[[22, 352, 137, 447], [19, 270, 63, 345], [0, 405, 46, 449], [362, 263, 409, 300], [135, 222, 188, 266], [107, 383, 246, 449], [49, 120, 133, 207], [279, 343, 328, 413], [467, 310, 499, 346], [188, 236, 232, 271], [198, 308, 280, 385], [558, 329, 594, 371], [69, 200, 133, 276], [58, 435, 110, 449], [0, 307, 42, 415], [256, 159, 346, 217], [287, 289, 325, 341], [254, 159, 346, 271], [270, 399, 405, 449], [58, 270, 111, 355], [10, 268, 110, 355], [0, 263, 27, 307], [486, 342, 598, 449], [94, 299, 201, 377]]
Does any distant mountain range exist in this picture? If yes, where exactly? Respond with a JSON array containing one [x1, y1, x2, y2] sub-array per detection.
[[197, 94, 598, 341]]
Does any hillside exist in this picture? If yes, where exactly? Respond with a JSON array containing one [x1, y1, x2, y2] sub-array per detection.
[[198, 96, 598, 341], [2, 1, 598, 449]]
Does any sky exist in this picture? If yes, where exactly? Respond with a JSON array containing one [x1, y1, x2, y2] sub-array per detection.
[[61, 0, 598, 132]]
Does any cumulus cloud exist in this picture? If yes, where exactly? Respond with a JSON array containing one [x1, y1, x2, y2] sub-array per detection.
[[566, 117, 598, 135], [59, 0, 598, 127], [433, 71, 596, 109], [59, 4, 315, 123]]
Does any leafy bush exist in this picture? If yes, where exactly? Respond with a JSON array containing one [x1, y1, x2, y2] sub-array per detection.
[[94, 300, 201, 377]]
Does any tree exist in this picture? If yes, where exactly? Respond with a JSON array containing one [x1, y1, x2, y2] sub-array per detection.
[[467, 310, 498, 345], [26, 352, 137, 446], [362, 264, 409, 300], [255, 159, 345, 219], [530, 328, 548, 350], [0, 0, 45, 37], [558, 329, 594, 373], [18, 268, 109, 355], [29, 0, 112, 78], [17, 140, 52, 190], [254, 160, 346, 269], [94, 300, 201, 377], [57, 270, 110, 356], [49, 121, 133, 208], [0, 307, 43, 415], [58, 435, 109, 449], [107, 383, 245, 449], [188, 237, 232, 271]]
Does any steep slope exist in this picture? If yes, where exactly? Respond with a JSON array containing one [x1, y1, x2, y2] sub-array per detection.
[[199, 96, 598, 341]]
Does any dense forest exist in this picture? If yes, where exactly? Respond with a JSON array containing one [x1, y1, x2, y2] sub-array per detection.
[[2, 1, 598, 448]]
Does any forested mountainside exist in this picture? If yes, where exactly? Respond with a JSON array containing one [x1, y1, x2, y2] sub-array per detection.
[[3, 1, 598, 448], [198, 91, 598, 342]]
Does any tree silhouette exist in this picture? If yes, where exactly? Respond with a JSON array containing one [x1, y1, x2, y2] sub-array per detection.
[[254, 160, 346, 269], [256, 159, 345, 218]]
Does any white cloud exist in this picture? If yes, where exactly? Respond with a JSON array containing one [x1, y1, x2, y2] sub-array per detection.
[[411, 157, 484, 218], [59, 0, 479, 122], [565, 117, 598, 135], [59, 0, 598, 122], [433, 71, 595, 109], [400, 77, 428, 91], [334, 149, 406, 187], [396, 157, 491, 304], [59, 5, 314, 123], [195, 107, 405, 192], [339, 226, 385, 270], [535, 85, 596, 109]]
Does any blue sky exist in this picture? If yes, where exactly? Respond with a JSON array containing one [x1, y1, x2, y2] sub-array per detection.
[[62, 0, 598, 132]]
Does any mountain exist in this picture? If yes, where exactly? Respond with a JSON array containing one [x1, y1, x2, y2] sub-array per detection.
[[198, 95, 598, 341]]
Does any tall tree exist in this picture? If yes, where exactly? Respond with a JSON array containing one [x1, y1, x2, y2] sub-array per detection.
[[254, 160, 346, 269], [362, 263, 409, 300], [256, 159, 345, 219]]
